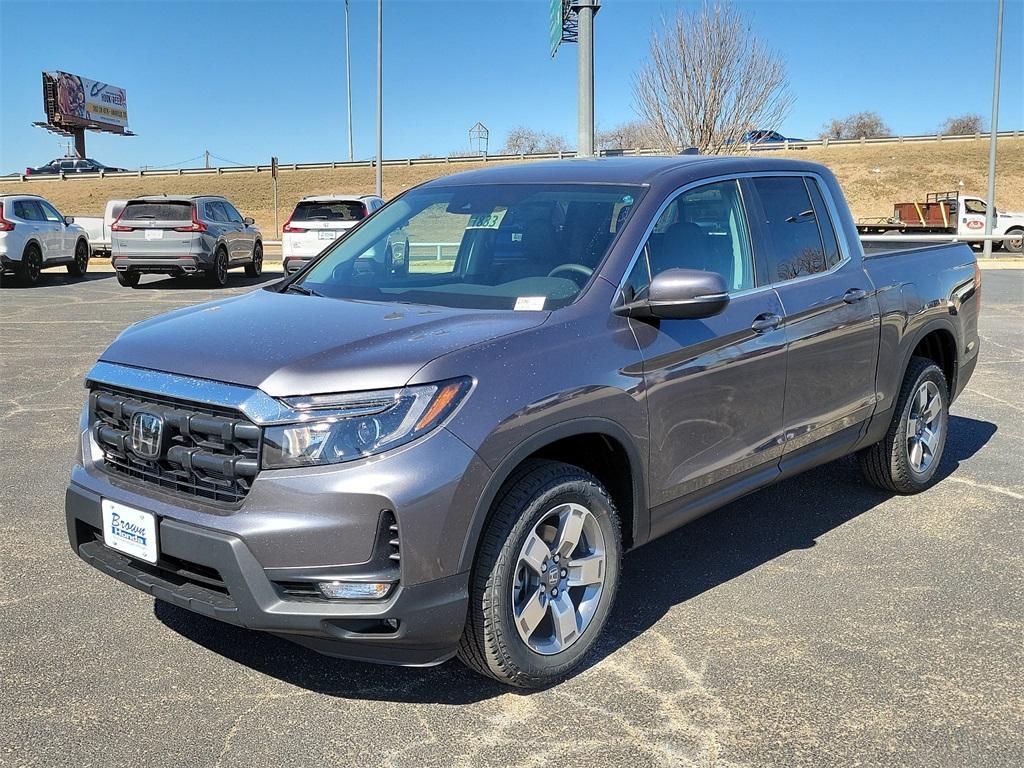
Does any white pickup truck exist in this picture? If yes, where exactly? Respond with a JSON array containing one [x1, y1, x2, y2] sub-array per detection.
[[74, 199, 126, 257], [857, 191, 1024, 253]]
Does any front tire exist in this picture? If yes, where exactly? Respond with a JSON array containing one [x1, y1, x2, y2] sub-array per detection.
[[244, 241, 263, 277], [858, 356, 949, 493], [207, 247, 229, 287], [458, 460, 622, 688], [67, 239, 90, 277]]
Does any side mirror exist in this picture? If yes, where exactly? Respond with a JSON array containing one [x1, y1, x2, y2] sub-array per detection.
[[64, 215, 75, 225], [615, 268, 730, 321], [243, 216, 255, 225]]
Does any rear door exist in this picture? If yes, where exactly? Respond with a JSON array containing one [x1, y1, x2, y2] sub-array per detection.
[[12, 199, 49, 256], [748, 174, 880, 456], [626, 179, 788, 525], [219, 200, 251, 261]]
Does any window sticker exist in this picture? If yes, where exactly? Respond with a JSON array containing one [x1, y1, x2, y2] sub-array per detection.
[[514, 296, 546, 311], [467, 208, 508, 230]]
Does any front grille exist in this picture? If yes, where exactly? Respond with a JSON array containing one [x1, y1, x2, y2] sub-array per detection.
[[91, 384, 260, 503]]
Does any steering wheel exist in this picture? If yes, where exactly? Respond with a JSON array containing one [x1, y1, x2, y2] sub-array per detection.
[[547, 263, 594, 281]]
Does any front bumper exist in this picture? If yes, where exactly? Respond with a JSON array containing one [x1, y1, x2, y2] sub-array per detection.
[[66, 482, 470, 665]]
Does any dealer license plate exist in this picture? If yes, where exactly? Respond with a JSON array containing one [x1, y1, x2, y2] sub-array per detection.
[[101, 499, 158, 564]]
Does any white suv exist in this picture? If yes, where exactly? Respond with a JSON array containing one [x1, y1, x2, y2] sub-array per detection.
[[0, 194, 91, 286], [282, 194, 384, 273]]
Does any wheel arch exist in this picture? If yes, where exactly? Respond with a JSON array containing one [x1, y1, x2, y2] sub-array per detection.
[[457, 418, 648, 574], [904, 319, 958, 398], [21, 238, 43, 258]]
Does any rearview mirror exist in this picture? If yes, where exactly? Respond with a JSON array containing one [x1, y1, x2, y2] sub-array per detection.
[[63, 215, 75, 225], [243, 216, 255, 225], [614, 268, 729, 321]]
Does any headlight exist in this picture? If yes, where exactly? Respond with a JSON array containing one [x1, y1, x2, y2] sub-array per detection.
[[261, 377, 472, 469]]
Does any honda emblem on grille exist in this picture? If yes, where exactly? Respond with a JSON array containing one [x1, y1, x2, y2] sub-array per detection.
[[129, 412, 164, 460]]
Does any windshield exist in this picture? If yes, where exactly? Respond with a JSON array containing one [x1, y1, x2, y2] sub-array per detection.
[[297, 183, 643, 310]]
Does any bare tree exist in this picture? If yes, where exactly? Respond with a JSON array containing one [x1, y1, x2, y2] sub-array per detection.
[[632, 2, 793, 154], [596, 120, 661, 150], [820, 111, 890, 140], [940, 113, 985, 135], [501, 127, 570, 155]]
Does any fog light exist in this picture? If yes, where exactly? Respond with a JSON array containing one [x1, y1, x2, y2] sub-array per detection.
[[317, 581, 392, 600]]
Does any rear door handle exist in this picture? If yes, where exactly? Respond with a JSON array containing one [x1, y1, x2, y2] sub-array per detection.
[[843, 288, 867, 303], [751, 313, 781, 333]]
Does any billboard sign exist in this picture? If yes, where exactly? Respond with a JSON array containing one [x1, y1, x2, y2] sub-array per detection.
[[42, 71, 129, 132]]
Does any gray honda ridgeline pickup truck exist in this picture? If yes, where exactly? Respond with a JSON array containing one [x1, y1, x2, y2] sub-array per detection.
[[66, 157, 980, 687]]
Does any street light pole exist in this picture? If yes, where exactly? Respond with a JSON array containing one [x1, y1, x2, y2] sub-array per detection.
[[375, 0, 383, 198], [345, 0, 353, 162], [983, 0, 1004, 260]]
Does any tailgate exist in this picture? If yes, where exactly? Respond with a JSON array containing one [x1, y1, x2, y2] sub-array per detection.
[[113, 200, 197, 258]]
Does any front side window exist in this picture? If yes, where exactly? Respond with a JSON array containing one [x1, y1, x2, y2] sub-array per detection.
[[752, 176, 829, 281], [296, 183, 642, 311], [964, 199, 987, 215], [625, 179, 755, 299], [221, 201, 244, 223], [38, 200, 63, 222]]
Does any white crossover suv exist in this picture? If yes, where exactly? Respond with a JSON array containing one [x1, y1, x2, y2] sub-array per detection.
[[0, 194, 91, 286], [282, 194, 384, 274]]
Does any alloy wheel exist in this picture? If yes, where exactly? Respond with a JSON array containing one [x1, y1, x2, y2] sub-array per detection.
[[511, 502, 607, 655], [906, 380, 943, 474]]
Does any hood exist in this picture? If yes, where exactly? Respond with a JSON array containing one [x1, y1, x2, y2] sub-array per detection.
[[100, 288, 548, 397]]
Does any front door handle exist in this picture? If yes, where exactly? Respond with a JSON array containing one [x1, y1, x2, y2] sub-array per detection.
[[751, 313, 781, 333], [843, 288, 867, 303]]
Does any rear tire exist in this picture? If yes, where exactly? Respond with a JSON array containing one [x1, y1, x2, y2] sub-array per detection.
[[207, 248, 229, 287], [457, 460, 622, 688], [67, 239, 90, 277], [1003, 228, 1024, 254], [244, 241, 263, 277], [18, 243, 43, 286], [857, 356, 949, 494], [116, 270, 140, 288]]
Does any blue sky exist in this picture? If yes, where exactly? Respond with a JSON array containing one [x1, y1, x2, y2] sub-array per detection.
[[1, 0, 1021, 173]]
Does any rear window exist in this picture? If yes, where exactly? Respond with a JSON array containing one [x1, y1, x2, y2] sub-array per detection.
[[291, 200, 367, 222], [122, 201, 193, 221]]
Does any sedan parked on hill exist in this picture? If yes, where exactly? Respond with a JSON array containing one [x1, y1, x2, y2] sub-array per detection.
[[25, 157, 129, 175], [282, 194, 384, 273], [737, 130, 806, 149], [111, 195, 262, 287], [0, 194, 90, 285]]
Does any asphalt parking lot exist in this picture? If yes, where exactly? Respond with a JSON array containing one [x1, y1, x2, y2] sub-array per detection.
[[1, 267, 1022, 767]]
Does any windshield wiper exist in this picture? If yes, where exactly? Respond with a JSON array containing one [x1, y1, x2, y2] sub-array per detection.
[[284, 283, 321, 297]]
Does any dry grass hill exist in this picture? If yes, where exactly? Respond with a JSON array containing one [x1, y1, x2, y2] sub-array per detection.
[[2, 137, 1020, 238]]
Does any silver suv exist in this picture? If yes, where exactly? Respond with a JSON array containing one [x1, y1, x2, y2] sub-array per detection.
[[111, 195, 262, 287]]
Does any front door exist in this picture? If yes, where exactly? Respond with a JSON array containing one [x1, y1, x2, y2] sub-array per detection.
[[747, 175, 880, 456], [625, 179, 788, 532]]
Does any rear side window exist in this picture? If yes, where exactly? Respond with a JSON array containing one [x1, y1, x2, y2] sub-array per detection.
[[122, 201, 192, 221], [292, 200, 367, 222], [751, 176, 829, 281], [205, 201, 229, 222], [12, 200, 45, 221], [805, 178, 842, 269]]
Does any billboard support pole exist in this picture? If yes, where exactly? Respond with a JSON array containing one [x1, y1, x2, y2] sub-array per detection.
[[271, 156, 280, 238], [73, 128, 86, 159], [982, 0, 1004, 260], [575, 1, 598, 157]]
